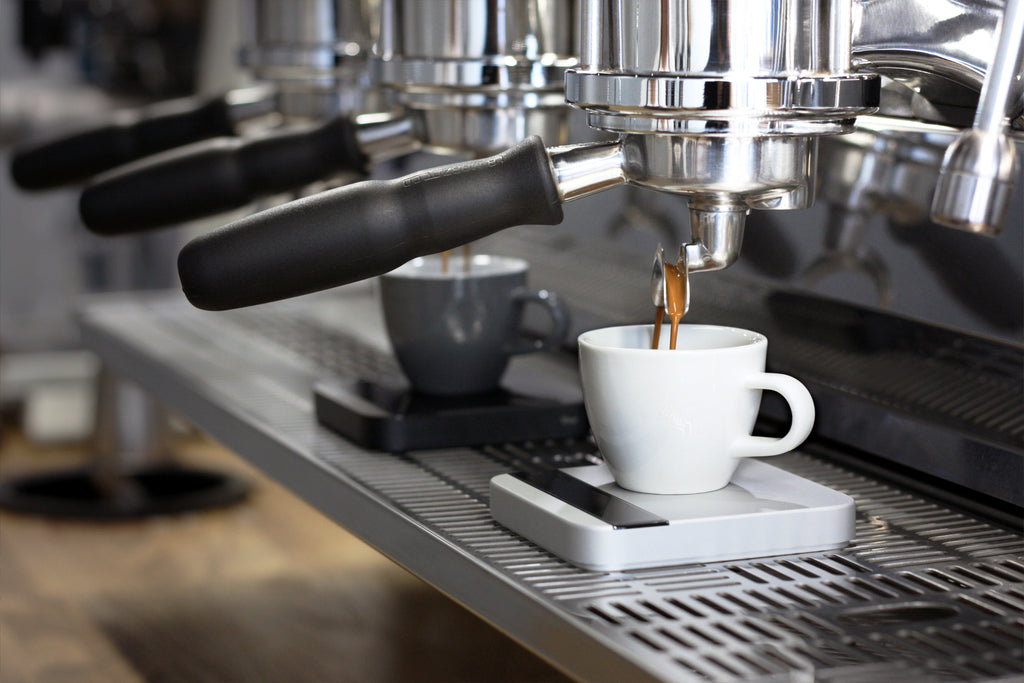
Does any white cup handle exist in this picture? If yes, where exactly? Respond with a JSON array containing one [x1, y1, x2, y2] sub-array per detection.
[[731, 373, 815, 458]]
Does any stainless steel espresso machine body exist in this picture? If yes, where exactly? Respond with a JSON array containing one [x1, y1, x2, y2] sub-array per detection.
[[343, 0, 585, 174], [177, 0, 1020, 311], [372, 0, 578, 155], [240, 0, 386, 125], [175, 0, 1022, 498]]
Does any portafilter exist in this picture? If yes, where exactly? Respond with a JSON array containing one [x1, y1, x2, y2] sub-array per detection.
[[79, 0, 581, 234]]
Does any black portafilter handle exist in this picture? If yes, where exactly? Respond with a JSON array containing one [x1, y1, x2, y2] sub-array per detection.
[[10, 94, 237, 191], [79, 116, 367, 235], [178, 136, 564, 311]]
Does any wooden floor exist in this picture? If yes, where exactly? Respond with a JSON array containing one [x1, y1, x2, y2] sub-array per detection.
[[0, 422, 572, 683]]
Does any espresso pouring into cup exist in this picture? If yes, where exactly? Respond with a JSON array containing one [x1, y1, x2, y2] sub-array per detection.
[[578, 324, 816, 495]]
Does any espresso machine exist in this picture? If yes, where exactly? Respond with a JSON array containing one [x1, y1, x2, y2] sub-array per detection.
[[172, 0, 1022, 471], [58, 0, 1024, 679], [175, 0, 1022, 450], [176, 0, 1022, 304]]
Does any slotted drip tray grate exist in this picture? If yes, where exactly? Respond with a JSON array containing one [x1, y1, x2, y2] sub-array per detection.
[[97, 295, 1024, 682], [391, 445, 1024, 681], [221, 305, 403, 384]]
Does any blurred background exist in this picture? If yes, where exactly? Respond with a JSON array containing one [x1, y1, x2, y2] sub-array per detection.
[[1, 0, 235, 443], [0, 4, 574, 681]]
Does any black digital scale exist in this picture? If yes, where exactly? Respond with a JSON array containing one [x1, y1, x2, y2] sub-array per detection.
[[314, 354, 589, 452]]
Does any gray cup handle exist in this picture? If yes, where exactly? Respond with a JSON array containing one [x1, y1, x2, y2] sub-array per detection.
[[506, 288, 570, 356]]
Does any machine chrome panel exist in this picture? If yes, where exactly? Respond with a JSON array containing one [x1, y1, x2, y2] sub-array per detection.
[[240, 0, 386, 121], [852, 0, 1022, 129], [374, 0, 579, 154], [378, 0, 576, 64], [578, 0, 853, 75], [374, 0, 585, 153], [566, 74, 879, 129]]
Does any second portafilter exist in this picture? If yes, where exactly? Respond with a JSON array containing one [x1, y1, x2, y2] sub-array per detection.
[[75, 0, 388, 232], [80, 0, 581, 234]]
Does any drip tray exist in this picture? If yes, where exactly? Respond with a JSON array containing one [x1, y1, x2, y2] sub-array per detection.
[[490, 460, 855, 571]]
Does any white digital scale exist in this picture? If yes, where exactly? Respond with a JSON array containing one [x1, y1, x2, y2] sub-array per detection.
[[490, 460, 856, 571]]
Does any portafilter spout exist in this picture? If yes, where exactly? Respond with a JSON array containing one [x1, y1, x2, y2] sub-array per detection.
[[551, 137, 757, 277], [684, 206, 748, 274]]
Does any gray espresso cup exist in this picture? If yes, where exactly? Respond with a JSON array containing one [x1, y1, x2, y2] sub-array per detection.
[[380, 254, 569, 396]]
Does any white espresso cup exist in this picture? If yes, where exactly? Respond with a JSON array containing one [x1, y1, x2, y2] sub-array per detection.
[[578, 324, 815, 494]]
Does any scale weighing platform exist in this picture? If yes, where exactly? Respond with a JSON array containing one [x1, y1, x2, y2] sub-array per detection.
[[491, 460, 856, 571]]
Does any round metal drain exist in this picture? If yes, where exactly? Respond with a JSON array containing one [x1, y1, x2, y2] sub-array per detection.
[[0, 465, 248, 519]]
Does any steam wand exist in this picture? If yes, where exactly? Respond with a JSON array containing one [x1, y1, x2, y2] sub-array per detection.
[[930, 0, 1024, 234]]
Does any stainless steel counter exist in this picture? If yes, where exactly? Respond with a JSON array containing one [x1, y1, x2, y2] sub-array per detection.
[[79, 285, 1023, 682]]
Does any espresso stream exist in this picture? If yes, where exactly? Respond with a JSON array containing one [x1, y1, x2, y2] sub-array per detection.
[[651, 261, 688, 350], [440, 245, 473, 275]]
